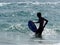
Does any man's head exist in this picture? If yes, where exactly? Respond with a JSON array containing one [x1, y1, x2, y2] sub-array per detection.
[[37, 12, 41, 18]]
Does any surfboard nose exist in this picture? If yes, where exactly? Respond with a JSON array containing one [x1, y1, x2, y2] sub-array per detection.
[[28, 20, 37, 32]]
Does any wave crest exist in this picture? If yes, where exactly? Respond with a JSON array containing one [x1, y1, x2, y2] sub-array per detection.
[[0, 1, 60, 6], [0, 3, 11, 6]]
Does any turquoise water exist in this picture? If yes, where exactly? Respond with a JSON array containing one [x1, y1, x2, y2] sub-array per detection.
[[0, 0, 60, 45]]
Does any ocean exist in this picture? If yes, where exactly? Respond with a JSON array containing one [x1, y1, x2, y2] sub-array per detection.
[[0, 0, 60, 45]]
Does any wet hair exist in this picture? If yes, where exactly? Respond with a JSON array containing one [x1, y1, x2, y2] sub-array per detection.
[[37, 12, 41, 17]]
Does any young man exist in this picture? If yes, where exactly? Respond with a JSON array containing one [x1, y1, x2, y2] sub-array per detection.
[[34, 12, 48, 37]]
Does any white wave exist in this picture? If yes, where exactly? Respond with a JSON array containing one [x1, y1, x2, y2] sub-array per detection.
[[30, 2, 60, 5], [0, 3, 11, 6], [0, 1, 60, 6], [53, 43, 60, 45], [17, 1, 60, 5], [38, 43, 60, 45], [42, 28, 57, 35]]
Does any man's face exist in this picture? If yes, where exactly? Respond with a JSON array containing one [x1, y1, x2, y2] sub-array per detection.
[[37, 14, 41, 18]]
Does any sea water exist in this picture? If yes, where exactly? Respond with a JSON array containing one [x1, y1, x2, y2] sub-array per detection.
[[0, 0, 60, 45]]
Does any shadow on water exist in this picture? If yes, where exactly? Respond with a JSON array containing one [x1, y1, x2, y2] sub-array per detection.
[[29, 35, 59, 44], [30, 35, 45, 43]]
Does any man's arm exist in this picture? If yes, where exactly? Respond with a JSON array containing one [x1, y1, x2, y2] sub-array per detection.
[[33, 21, 39, 23], [34, 20, 39, 23], [43, 18, 48, 28], [33, 20, 39, 23]]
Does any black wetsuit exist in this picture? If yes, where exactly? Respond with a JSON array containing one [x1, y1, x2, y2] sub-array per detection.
[[36, 17, 44, 36]]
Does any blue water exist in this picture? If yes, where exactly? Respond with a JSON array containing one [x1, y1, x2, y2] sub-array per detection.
[[0, 0, 60, 45]]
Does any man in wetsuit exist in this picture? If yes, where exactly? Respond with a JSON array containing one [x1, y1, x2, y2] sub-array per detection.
[[34, 12, 48, 37]]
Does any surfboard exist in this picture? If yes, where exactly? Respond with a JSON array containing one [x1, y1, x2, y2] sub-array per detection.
[[28, 20, 37, 32]]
